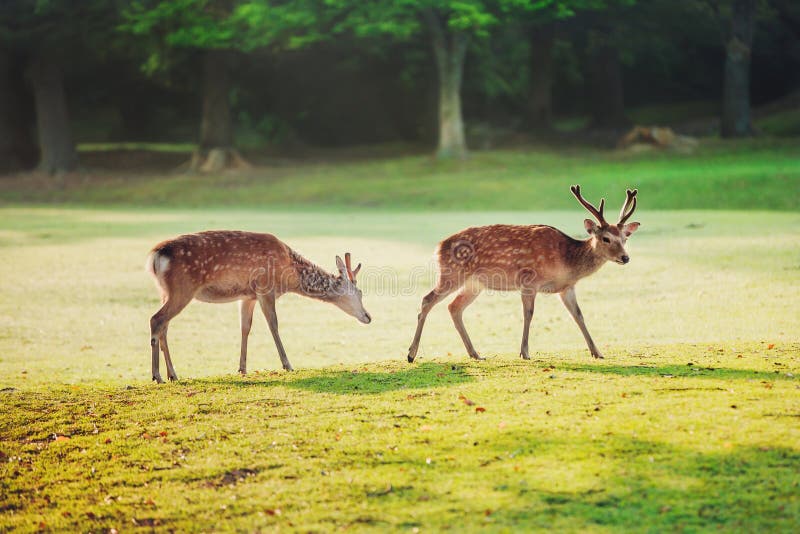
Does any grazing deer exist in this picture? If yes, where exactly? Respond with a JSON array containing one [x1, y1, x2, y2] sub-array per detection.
[[146, 231, 371, 383], [407, 185, 639, 362]]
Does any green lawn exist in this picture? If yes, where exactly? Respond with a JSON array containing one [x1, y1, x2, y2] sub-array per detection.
[[1, 205, 798, 532], [2, 138, 799, 211]]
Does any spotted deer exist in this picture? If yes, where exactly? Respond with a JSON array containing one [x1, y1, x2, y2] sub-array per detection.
[[146, 231, 371, 383], [407, 185, 639, 362]]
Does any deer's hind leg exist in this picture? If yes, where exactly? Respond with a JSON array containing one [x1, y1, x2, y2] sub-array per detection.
[[239, 298, 257, 375], [448, 283, 483, 360], [407, 277, 460, 363], [519, 291, 536, 360], [159, 325, 178, 381], [150, 290, 194, 383]]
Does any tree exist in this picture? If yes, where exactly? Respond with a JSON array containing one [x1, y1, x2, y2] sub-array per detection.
[[719, 0, 758, 137], [586, 27, 628, 128], [124, 1, 250, 171], [0, 48, 37, 173], [0, 0, 96, 174], [526, 23, 556, 130], [124, 0, 325, 170], [315, 1, 585, 159]]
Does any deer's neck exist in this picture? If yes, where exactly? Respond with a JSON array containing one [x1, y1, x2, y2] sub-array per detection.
[[567, 238, 608, 280], [290, 250, 341, 301]]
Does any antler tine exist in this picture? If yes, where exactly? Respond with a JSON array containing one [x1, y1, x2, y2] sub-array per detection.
[[344, 252, 353, 280], [617, 189, 638, 225], [570, 184, 607, 225], [343, 252, 361, 281]]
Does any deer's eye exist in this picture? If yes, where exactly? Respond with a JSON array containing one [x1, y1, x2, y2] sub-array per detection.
[[602, 237, 611, 243]]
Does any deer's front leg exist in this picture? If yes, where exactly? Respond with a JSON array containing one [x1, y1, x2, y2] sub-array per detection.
[[519, 291, 536, 360], [257, 293, 294, 371], [559, 287, 604, 359], [239, 299, 257, 375], [448, 286, 484, 360]]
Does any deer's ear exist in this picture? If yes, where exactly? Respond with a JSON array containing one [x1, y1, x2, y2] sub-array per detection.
[[584, 219, 599, 235], [335, 255, 347, 276], [622, 222, 640, 236]]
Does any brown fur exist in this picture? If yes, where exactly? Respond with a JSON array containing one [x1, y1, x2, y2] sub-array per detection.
[[407, 186, 640, 363], [147, 231, 370, 383]]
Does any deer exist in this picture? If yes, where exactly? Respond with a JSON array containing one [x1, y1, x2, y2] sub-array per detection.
[[146, 231, 371, 383], [407, 185, 639, 363]]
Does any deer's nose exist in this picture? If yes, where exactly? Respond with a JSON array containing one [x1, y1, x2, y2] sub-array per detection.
[[363, 312, 372, 324], [620, 255, 630, 264]]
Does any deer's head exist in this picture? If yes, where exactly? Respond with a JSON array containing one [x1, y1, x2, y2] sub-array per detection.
[[571, 185, 640, 265], [333, 253, 371, 324]]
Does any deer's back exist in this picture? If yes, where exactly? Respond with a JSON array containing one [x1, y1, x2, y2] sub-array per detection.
[[437, 224, 579, 291], [150, 231, 296, 301]]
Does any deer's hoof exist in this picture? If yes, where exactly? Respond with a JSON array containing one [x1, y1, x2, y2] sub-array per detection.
[[520, 353, 531, 360], [238, 369, 247, 376], [168, 375, 179, 382], [153, 375, 164, 384], [470, 354, 485, 361], [592, 353, 605, 360], [407, 353, 416, 363]]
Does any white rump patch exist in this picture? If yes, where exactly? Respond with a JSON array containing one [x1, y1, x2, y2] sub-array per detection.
[[146, 252, 170, 278]]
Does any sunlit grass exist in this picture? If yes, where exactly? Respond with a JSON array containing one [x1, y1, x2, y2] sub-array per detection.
[[1, 165, 798, 531], [3, 139, 799, 211]]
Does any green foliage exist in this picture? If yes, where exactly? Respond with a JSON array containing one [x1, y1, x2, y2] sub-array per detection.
[[0, 0, 122, 57]]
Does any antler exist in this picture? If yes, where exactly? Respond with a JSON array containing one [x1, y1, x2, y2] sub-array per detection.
[[617, 189, 638, 226], [344, 252, 361, 282], [570, 185, 607, 226]]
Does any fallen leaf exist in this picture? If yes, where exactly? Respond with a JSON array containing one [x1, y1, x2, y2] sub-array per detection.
[[264, 508, 281, 516], [484, 509, 493, 516], [55, 435, 70, 442], [419, 425, 432, 432], [475, 407, 486, 413], [498, 421, 507, 430], [142, 433, 152, 440], [158, 431, 168, 437], [767, 343, 775, 349], [458, 394, 475, 406]]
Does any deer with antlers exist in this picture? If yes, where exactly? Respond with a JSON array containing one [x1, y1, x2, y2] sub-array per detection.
[[407, 185, 639, 362], [146, 231, 370, 383]]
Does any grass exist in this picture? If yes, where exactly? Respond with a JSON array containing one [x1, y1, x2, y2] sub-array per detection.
[[756, 108, 800, 137], [1, 203, 799, 531], [2, 138, 798, 211], [76, 142, 197, 153]]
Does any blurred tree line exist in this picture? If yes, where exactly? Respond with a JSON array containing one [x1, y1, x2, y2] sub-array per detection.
[[0, 0, 798, 173]]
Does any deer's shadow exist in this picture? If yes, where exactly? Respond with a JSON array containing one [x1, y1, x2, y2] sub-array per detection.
[[200, 362, 473, 395]]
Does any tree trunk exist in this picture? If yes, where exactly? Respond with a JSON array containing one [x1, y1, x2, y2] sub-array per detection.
[[0, 50, 37, 173], [526, 25, 554, 131], [588, 33, 628, 129], [424, 10, 469, 160], [189, 50, 250, 172], [28, 53, 78, 174], [200, 50, 233, 150], [721, 0, 757, 138]]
